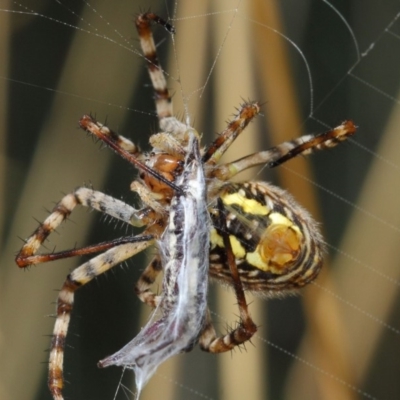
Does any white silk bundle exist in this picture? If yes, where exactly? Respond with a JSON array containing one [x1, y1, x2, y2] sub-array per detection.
[[99, 133, 210, 398]]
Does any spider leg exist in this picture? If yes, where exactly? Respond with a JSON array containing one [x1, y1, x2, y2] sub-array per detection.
[[130, 180, 168, 214], [48, 237, 153, 400], [136, 13, 175, 120], [18, 235, 154, 265], [149, 131, 186, 155], [213, 119, 357, 181], [267, 119, 357, 167], [135, 13, 194, 145], [199, 199, 257, 353], [134, 255, 163, 308], [79, 115, 183, 195], [202, 101, 261, 164], [16, 187, 145, 268]]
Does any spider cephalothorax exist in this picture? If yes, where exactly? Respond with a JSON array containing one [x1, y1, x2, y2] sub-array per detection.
[[16, 12, 356, 400]]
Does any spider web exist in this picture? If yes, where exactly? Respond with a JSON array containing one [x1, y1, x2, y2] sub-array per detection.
[[1, 1, 400, 400]]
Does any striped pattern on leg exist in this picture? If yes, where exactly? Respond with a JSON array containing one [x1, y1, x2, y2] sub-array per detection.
[[16, 188, 143, 268], [134, 255, 163, 308], [135, 13, 174, 119], [48, 239, 153, 400], [213, 119, 357, 180], [199, 310, 257, 353]]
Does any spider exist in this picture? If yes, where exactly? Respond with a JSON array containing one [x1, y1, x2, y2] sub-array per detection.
[[15, 12, 357, 400]]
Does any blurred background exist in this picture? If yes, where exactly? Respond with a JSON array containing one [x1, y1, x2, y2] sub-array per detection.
[[1, 0, 400, 399]]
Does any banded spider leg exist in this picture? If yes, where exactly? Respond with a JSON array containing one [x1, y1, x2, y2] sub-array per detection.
[[15, 188, 161, 400]]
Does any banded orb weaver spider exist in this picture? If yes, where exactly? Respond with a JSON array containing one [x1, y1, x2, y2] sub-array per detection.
[[16, 12, 356, 400]]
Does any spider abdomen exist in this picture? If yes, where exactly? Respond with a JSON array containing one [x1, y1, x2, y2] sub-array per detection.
[[209, 181, 324, 295]]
